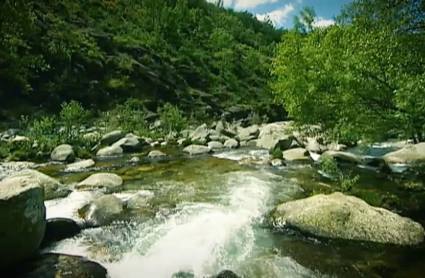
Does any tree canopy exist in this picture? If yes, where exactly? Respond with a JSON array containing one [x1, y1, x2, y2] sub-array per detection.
[[0, 0, 285, 120], [272, 1, 425, 143]]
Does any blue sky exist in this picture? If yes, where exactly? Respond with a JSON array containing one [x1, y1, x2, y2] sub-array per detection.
[[208, 0, 352, 29]]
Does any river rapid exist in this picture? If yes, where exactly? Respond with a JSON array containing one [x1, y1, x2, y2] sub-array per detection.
[[26, 148, 425, 278]]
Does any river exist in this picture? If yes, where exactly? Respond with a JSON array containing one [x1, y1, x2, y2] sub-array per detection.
[[30, 148, 425, 277]]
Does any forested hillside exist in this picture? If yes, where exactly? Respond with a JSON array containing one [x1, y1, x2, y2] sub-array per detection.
[[0, 0, 285, 121]]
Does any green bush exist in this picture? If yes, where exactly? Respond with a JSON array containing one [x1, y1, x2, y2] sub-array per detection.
[[158, 103, 188, 134], [320, 157, 359, 192], [99, 98, 148, 135]]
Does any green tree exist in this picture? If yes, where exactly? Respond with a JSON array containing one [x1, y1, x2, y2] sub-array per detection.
[[273, 2, 425, 143]]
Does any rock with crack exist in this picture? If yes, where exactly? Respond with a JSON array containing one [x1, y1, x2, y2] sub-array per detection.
[[272, 192, 425, 245]]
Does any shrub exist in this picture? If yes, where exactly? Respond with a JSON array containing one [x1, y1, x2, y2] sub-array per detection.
[[320, 156, 359, 192], [99, 98, 148, 135], [272, 149, 283, 159], [158, 103, 188, 134]]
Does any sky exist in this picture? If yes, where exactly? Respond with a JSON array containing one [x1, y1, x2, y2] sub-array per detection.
[[207, 0, 352, 29]]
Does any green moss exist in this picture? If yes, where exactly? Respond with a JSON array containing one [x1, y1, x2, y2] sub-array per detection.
[[272, 149, 283, 159]]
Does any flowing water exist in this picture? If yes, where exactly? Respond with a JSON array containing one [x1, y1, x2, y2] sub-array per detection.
[[22, 148, 425, 277]]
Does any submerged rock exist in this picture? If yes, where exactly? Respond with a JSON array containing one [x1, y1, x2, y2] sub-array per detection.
[[272, 192, 425, 245], [126, 191, 154, 209], [2, 169, 70, 200], [383, 143, 425, 164], [148, 150, 167, 158], [41, 218, 81, 247], [3, 253, 108, 278], [100, 130, 125, 146], [81, 195, 124, 226], [75, 173, 123, 193], [66, 159, 95, 170], [0, 176, 46, 269], [213, 270, 240, 278], [50, 144, 75, 163], [183, 145, 211, 155], [96, 145, 123, 157]]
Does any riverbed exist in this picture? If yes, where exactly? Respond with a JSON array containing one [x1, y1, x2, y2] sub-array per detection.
[[14, 148, 425, 278]]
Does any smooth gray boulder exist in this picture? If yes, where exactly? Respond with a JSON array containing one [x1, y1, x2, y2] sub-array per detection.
[[321, 150, 363, 164], [224, 139, 239, 149], [0, 176, 46, 269], [383, 143, 425, 164], [112, 137, 142, 152], [100, 130, 125, 146], [83, 195, 124, 226], [96, 145, 123, 157], [190, 123, 210, 141], [41, 218, 81, 248], [2, 169, 70, 200], [272, 192, 425, 245], [148, 150, 166, 158], [51, 144, 75, 163], [238, 125, 259, 141], [256, 122, 293, 149], [75, 173, 123, 194], [183, 145, 211, 155], [208, 141, 224, 150], [66, 159, 95, 170], [283, 148, 310, 162]]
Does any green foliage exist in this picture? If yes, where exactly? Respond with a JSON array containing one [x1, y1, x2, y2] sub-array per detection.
[[272, 149, 283, 159], [273, 2, 425, 143], [99, 98, 148, 135], [158, 103, 188, 134], [0, 0, 284, 120], [320, 157, 360, 192]]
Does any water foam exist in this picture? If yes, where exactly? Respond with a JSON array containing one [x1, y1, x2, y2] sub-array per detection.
[[104, 173, 270, 278]]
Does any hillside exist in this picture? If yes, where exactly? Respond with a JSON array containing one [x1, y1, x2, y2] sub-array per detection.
[[0, 0, 286, 121]]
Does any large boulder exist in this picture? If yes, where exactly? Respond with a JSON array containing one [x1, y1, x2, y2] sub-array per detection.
[[75, 173, 123, 194], [224, 138, 239, 149], [305, 138, 328, 154], [183, 145, 211, 155], [50, 144, 75, 163], [0, 176, 46, 269], [80, 195, 124, 226], [238, 125, 260, 141], [383, 143, 425, 164], [208, 141, 224, 150], [256, 122, 294, 150], [3, 253, 108, 278], [190, 124, 210, 141], [66, 159, 95, 170], [41, 218, 81, 248], [100, 130, 125, 146], [283, 148, 310, 162], [2, 169, 70, 200], [96, 145, 123, 157], [320, 150, 363, 164], [112, 137, 142, 152], [272, 192, 425, 245]]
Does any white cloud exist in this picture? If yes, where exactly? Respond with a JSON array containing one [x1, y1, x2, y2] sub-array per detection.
[[206, 0, 234, 7], [256, 4, 295, 27], [234, 0, 279, 10], [312, 17, 336, 28]]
